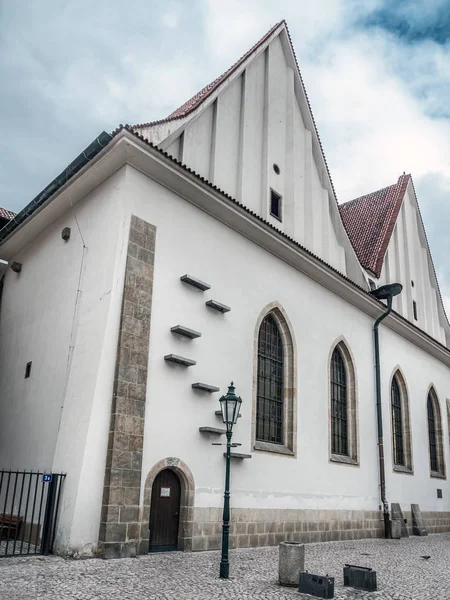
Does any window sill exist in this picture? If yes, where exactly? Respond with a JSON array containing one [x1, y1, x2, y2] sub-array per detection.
[[254, 441, 294, 456], [430, 470, 446, 480], [330, 454, 359, 466], [393, 465, 413, 475]]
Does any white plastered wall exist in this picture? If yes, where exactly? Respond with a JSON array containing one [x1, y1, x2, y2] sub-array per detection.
[[0, 158, 448, 557], [124, 166, 450, 520], [0, 167, 127, 555]]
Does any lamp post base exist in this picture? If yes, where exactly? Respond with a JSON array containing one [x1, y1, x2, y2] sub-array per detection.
[[219, 561, 229, 579]]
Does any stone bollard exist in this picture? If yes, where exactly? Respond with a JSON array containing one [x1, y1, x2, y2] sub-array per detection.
[[390, 520, 401, 539], [279, 541, 305, 586]]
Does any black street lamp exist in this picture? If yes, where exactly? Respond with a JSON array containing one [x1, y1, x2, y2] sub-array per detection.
[[370, 282, 403, 539], [218, 382, 242, 579]]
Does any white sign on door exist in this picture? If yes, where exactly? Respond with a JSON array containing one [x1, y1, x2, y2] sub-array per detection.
[[160, 487, 171, 498]]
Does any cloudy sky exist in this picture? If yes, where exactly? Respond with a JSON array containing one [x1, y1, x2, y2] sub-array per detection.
[[1, 0, 449, 308]]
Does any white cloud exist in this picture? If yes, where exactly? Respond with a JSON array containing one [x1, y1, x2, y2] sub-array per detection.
[[162, 11, 180, 29], [1, 0, 449, 308], [201, 0, 346, 66], [29, 42, 202, 125], [302, 33, 450, 201]]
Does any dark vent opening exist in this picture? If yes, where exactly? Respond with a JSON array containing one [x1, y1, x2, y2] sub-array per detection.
[[25, 361, 32, 379], [270, 190, 282, 222]]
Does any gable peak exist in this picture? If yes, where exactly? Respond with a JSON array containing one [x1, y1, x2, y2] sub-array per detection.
[[339, 174, 410, 277], [133, 21, 286, 130]]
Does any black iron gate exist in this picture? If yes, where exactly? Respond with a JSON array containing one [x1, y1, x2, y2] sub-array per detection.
[[0, 470, 65, 557]]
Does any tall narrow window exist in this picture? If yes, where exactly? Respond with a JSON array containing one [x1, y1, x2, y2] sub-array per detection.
[[254, 304, 296, 455], [331, 348, 348, 456], [428, 394, 438, 473], [426, 389, 445, 477], [413, 301, 418, 321], [256, 315, 284, 444], [391, 378, 404, 466], [390, 370, 413, 473], [270, 190, 282, 221]]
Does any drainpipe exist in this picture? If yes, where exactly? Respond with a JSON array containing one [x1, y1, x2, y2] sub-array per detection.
[[371, 282, 403, 539], [373, 296, 393, 539]]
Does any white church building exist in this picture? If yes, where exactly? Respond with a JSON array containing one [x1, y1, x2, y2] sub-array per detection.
[[0, 20, 449, 559]]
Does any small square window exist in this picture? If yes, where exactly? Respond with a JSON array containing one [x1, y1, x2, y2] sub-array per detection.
[[437, 488, 443, 499], [270, 190, 282, 221], [25, 361, 32, 379], [413, 301, 418, 321]]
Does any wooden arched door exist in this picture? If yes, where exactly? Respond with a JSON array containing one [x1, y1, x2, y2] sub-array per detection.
[[149, 469, 181, 552]]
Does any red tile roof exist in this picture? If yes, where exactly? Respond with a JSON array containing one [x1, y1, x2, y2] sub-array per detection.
[[339, 174, 410, 277], [133, 21, 283, 129], [0, 207, 15, 221]]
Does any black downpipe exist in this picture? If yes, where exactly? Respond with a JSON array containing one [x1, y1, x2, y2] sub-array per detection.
[[373, 295, 393, 539]]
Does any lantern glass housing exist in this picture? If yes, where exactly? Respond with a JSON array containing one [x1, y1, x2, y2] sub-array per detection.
[[219, 382, 242, 429], [370, 282, 403, 300]]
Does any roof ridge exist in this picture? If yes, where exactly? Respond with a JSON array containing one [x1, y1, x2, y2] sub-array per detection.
[[133, 21, 284, 130], [340, 182, 396, 208], [339, 174, 409, 277]]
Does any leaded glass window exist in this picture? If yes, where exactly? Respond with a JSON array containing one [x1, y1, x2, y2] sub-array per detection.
[[331, 348, 348, 456], [256, 315, 283, 444], [391, 378, 404, 466], [428, 393, 438, 472]]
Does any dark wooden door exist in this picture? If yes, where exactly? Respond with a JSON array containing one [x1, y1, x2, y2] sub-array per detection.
[[149, 469, 181, 552]]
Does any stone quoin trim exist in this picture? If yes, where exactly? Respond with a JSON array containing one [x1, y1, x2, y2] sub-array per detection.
[[389, 367, 413, 474], [252, 302, 297, 456], [98, 215, 156, 559], [141, 458, 195, 554], [328, 337, 359, 466]]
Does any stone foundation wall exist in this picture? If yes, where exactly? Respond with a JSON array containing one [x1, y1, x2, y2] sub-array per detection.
[[423, 511, 450, 533], [403, 510, 450, 536], [191, 508, 385, 552]]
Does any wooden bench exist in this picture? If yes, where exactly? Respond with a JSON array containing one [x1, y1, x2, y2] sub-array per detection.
[[0, 515, 23, 539]]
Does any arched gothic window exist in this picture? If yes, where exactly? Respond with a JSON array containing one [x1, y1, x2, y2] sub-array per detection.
[[391, 377, 404, 466], [329, 340, 358, 464], [253, 304, 296, 455], [330, 348, 348, 456], [256, 315, 284, 444], [389, 371, 413, 473], [428, 395, 438, 471], [427, 389, 445, 477]]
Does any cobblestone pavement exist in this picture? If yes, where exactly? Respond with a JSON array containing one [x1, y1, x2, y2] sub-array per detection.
[[1, 534, 450, 599], [0, 540, 38, 556]]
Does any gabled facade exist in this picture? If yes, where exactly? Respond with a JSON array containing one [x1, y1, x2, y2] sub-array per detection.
[[341, 175, 449, 346], [0, 22, 449, 560], [132, 21, 365, 286]]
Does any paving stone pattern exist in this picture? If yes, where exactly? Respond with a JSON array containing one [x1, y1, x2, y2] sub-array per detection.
[[1, 534, 450, 599]]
